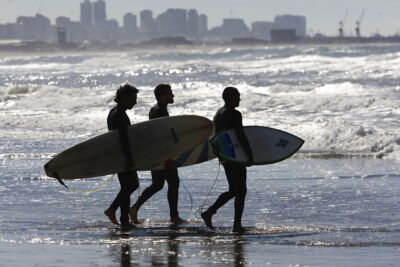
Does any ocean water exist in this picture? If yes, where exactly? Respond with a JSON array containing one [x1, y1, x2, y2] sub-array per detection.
[[1, 44, 400, 266]]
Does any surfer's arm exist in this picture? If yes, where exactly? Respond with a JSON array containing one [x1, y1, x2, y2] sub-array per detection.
[[111, 113, 134, 168], [118, 126, 133, 163], [233, 112, 254, 165]]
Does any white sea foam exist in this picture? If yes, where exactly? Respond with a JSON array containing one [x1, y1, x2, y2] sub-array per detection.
[[0, 45, 399, 159]]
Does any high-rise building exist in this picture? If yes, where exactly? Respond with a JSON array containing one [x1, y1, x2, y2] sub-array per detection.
[[93, 0, 107, 27], [104, 19, 119, 42], [140, 10, 155, 34], [123, 13, 138, 33], [17, 14, 53, 42], [187, 9, 199, 35], [80, 0, 92, 29], [69, 21, 84, 43], [56, 16, 71, 42], [156, 9, 187, 36], [123, 12, 137, 41], [222, 18, 250, 36], [273, 15, 306, 37], [0, 23, 18, 39], [198, 14, 208, 34], [251, 21, 274, 40], [208, 18, 250, 40]]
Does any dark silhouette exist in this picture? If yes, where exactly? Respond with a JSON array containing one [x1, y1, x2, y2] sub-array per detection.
[[201, 87, 253, 233], [129, 84, 186, 225], [104, 83, 139, 231]]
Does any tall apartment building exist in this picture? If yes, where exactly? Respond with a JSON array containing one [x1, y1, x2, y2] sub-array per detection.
[[80, 0, 93, 29], [123, 12, 137, 41], [187, 9, 199, 35], [156, 9, 187, 36], [93, 0, 107, 27], [273, 15, 306, 37], [198, 14, 208, 34], [251, 21, 274, 40], [123, 13, 138, 33], [140, 10, 155, 34], [16, 14, 53, 42], [222, 18, 250, 37]]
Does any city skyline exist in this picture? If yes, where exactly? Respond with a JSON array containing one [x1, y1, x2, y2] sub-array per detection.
[[1, 0, 400, 36]]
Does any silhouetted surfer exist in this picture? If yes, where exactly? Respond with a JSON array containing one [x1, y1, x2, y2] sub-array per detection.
[[104, 83, 139, 231], [201, 87, 253, 233], [129, 84, 186, 225]]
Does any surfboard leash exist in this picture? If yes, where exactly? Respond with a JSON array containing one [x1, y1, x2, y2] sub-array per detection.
[[63, 174, 116, 194], [194, 162, 221, 219], [179, 178, 194, 220]]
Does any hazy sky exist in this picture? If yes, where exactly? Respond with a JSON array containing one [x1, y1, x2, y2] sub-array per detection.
[[1, 0, 399, 36]]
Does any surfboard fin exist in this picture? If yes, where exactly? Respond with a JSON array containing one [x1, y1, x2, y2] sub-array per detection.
[[54, 172, 69, 189]]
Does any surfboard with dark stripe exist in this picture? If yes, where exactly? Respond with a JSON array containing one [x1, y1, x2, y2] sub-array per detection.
[[211, 126, 304, 165]]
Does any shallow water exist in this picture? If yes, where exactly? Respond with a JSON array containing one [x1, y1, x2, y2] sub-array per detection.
[[1, 157, 400, 266]]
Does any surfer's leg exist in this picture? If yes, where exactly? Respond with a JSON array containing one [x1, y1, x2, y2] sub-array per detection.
[[210, 163, 238, 211], [104, 208, 119, 225], [106, 179, 124, 225], [165, 169, 179, 218], [166, 169, 186, 224], [202, 190, 234, 230], [105, 171, 138, 225], [130, 171, 164, 223], [232, 166, 247, 233], [119, 171, 139, 225], [202, 164, 236, 229]]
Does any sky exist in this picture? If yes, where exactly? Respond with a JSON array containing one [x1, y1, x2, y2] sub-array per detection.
[[1, 0, 399, 36]]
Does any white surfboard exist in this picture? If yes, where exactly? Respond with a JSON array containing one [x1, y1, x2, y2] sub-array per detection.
[[210, 126, 304, 165], [151, 138, 217, 170], [44, 115, 213, 180], [151, 126, 217, 170]]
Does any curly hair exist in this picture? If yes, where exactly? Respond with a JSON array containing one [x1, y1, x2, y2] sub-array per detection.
[[114, 83, 139, 103]]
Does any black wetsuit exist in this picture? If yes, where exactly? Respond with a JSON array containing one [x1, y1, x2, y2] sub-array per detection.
[[206, 106, 252, 227], [107, 106, 139, 224], [133, 102, 180, 219]]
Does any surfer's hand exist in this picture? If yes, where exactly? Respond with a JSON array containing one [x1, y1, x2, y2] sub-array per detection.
[[164, 159, 176, 170], [246, 158, 254, 167]]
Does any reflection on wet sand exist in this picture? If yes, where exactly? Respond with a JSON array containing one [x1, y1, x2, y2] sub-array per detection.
[[107, 228, 248, 266], [234, 239, 245, 266], [120, 244, 131, 267]]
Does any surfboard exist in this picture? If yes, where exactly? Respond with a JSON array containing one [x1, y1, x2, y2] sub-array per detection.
[[44, 115, 213, 180], [151, 129, 217, 170], [210, 126, 304, 165]]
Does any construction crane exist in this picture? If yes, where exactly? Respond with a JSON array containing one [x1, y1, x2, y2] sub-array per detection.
[[338, 11, 348, 37], [355, 11, 365, 37]]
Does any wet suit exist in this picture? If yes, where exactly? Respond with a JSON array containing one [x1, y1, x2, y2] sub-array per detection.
[[206, 106, 253, 228], [133, 102, 180, 219], [107, 106, 139, 224]]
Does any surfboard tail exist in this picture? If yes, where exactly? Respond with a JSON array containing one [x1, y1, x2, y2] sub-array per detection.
[[44, 162, 68, 188]]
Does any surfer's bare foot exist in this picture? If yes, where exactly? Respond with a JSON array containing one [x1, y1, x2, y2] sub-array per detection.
[[104, 208, 119, 225], [201, 211, 214, 230], [170, 216, 187, 225], [232, 225, 246, 234], [120, 222, 136, 231], [129, 205, 142, 224]]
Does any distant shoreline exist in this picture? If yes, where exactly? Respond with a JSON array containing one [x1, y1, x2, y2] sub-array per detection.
[[1, 36, 400, 54]]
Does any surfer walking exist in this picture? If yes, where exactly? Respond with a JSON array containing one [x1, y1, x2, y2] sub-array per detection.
[[129, 84, 186, 225], [104, 83, 139, 231], [201, 87, 253, 233]]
